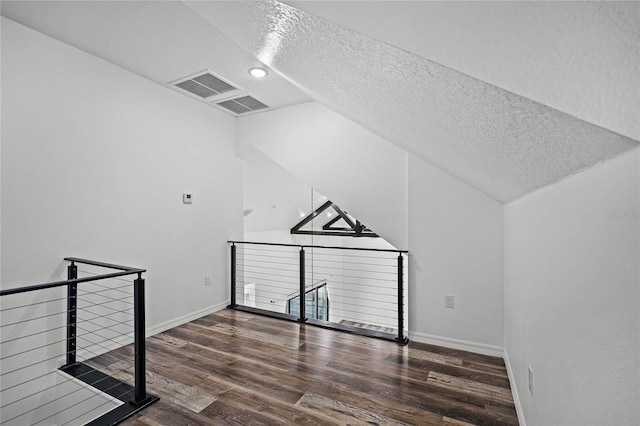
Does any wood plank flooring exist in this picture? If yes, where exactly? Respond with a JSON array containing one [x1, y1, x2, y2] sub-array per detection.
[[86, 309, 518, 425]]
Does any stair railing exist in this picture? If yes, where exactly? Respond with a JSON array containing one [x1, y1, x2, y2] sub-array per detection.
[[0, 257, 158, 426], [228, 241, 409, 344]]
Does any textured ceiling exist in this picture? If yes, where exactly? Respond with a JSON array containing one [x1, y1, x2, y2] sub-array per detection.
[[186, 0, 639, 202], [286, 1, 640, 141], [2, 1, 638, 202], [0, 1, 311, 112]]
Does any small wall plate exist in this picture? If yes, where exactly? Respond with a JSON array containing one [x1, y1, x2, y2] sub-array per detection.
[[183, 193, 193, 204]]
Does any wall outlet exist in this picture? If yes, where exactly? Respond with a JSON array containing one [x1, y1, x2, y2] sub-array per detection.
[[183, 193, 193, 204], [444, 294, 454, 309], [204, 275, 211, 286], [528, 365, 534, 396]]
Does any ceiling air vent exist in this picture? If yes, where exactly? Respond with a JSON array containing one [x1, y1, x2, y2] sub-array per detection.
[[172, 71, 238, 99], [215, 96, 269, 115]]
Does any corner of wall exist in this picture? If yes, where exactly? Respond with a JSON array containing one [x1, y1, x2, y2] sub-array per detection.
[[145, 300, 230, 338], [504, 349, 526, 426]]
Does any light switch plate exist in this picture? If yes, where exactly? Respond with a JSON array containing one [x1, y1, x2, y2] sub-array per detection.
[[445, 294, 454, 309], [183, 193, 193, 204]]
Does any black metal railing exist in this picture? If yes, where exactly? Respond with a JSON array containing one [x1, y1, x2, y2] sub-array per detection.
[[228, 241, 409, 344], [0, 258, 158, 426]]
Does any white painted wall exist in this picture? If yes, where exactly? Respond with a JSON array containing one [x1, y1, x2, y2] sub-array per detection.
[[504, 148, 640, 425], [408, 154, 504, 352], [242, 147, 315, 234], [1, 18, 243, 331], [237, 102, 409, 250], [238, 102, 504, 352]]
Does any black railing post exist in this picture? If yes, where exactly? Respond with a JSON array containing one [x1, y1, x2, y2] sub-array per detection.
[[298, 247, 306, 322], [229, 243, 237, 308], [133, 273, 149, 405], [395, 254, 408, 344], [66, 262, 78, 366]]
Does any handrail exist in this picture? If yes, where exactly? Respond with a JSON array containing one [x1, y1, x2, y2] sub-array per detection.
[[0, 256, 158, 423], [229, 242, 409, 344], [0, 257, 145, 297], [228, 240, 408, 254], [64, 257, 146, 273]]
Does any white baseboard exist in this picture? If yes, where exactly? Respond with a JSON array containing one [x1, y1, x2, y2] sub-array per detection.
[[145, 299, 229, 338], [504, 350, 526, 426], [409, 331, 504, 357]]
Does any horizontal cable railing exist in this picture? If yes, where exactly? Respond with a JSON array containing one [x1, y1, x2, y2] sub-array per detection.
[[229, 241, 409, 343], [0, 258, 158, 426]]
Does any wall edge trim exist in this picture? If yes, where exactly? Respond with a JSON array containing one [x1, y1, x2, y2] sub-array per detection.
[[504, 349, 526, 426], [146, 300, 230, 338], [409, 331, 504, 357]]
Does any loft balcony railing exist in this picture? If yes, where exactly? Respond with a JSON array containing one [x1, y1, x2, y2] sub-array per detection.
[[228, 241, 409, 344], [0, 257, 158, 426]]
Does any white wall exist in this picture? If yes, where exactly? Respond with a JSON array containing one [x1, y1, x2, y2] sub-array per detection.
[[238, 102, 504, 352], [238, 102, 409, 250], [408, 154, 504, 351], [504, 148, 640, 425], [1, 18, 243, 331], [242, 146, 315, 234]]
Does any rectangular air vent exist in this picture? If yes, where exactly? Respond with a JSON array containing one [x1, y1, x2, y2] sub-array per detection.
[[171, 71, 238, 99], [215, 96, 269, 115]]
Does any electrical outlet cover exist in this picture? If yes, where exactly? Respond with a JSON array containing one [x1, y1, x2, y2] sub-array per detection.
[[444, 295, 454, 308]]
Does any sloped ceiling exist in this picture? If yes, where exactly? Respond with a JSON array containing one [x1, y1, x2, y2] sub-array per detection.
[[2, 1, 638, 202], [185, 0, 639, 202], [285, 1, 640, 141], [0, 1, 311, 111]]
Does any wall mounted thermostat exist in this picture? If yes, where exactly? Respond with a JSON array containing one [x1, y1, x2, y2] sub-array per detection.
[[183, 193, 193, 204]]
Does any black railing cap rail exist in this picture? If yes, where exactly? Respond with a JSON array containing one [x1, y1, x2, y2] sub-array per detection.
[[64, 257, 145, 273], [228, 240, 408, 254], [0, 257, 146, 297]]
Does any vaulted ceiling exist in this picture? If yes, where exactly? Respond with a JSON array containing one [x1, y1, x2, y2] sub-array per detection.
[[2, 1, 638, 202], [0, 1, 311, 110]]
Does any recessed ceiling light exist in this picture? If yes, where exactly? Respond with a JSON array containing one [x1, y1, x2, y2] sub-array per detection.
[[249, 67, 268, 78]]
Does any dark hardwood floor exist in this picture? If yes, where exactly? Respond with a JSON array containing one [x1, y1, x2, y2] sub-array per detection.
[[86, 309, 518, 425]]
